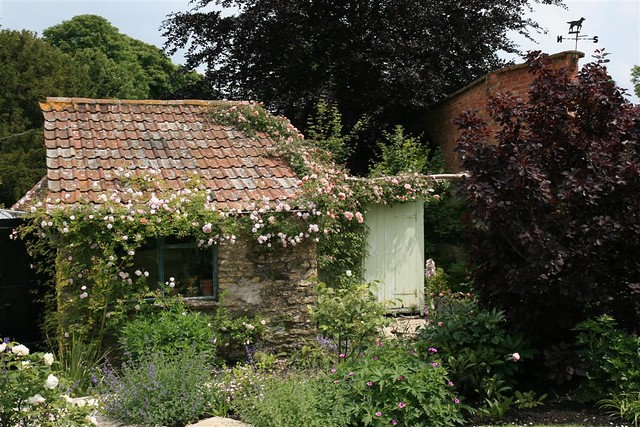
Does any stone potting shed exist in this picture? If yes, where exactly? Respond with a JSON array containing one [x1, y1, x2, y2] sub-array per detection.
[[14, 97, 317, 350]]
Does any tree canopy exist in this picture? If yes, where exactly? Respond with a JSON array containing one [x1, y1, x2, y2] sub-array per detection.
[[0, 17, 199, 208], [43, 14, 198, 99], [632, 65, 640, 99], [456, 51, 640, 347], [162, 0, 563, 152], [0, 29, 92, 207]]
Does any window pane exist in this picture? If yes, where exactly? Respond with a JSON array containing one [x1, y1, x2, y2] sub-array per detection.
[[132, 242, 159, 288], [131, 238, 216, 297]]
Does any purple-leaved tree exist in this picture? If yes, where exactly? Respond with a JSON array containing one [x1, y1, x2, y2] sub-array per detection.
[[456, 51, 640, 347]]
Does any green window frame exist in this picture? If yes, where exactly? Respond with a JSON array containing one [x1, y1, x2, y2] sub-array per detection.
[[134, 236, 218, 299]]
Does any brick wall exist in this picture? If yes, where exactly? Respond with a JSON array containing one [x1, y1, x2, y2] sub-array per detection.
[[422, 51, 584, 170]]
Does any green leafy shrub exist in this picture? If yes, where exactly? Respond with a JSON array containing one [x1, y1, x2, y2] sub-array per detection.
[[418, 293, 533, 400], [424, 260, 450, 296], [308, 281, 390, 362], [598, 391, 640, 427], [118, 293, 215, 363], [232, 371, 350, 427], [574, 314, 640, 401], [329, 339, 465, 426], [0, 340, 96, 427], [100, 348, 223, 426], [369, 125, 443, 177], [305, 96, 361, 166]]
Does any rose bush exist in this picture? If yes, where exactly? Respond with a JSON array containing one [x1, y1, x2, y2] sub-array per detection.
[[0, 339, 96, 426]]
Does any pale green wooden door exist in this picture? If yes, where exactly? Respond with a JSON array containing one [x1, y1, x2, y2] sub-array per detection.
[[364, 201, 424, 312]]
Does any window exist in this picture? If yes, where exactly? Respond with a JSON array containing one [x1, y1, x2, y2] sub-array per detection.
[[132, 236, 217, 299]]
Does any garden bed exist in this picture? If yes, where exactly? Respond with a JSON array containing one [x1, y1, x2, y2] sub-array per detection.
[[463, 399, 618, 427]]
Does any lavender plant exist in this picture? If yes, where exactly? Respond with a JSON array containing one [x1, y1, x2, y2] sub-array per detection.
[[100, 348, 224, 426]]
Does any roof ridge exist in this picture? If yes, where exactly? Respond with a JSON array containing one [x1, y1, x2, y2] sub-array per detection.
[[43, 98, 243, 108]]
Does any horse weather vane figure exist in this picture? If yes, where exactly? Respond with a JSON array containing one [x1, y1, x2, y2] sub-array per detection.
[[557, 17, 599, 51]]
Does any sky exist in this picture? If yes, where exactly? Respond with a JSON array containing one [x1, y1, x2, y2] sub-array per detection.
[[1, 0, 639, 103]]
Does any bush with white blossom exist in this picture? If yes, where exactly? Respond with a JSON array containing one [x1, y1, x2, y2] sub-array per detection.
[[0, 339, 97, 426]]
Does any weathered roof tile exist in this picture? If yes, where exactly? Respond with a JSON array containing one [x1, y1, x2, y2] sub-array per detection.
[[23, 98, 300, 209]]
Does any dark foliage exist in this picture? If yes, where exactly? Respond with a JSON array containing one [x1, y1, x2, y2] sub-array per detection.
[[161, 0, 563, 171], [423, 184, 471, 286], [0, 29, 93, 207], [455, 51, 640, 347]]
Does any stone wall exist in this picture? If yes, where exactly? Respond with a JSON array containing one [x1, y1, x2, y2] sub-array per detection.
[[215, 233, 317, 353], [422, 51, 584, 170]]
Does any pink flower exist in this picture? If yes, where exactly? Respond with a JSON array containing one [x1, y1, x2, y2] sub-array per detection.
[[339, 353, 346, 358], [448, 381, 455, 387], [454, 397, 460, 404], [511, 352, 521, 362], [398, 401, 406, 409], [333, 379, 340, 384], [431, 362, 439, 367], [375, 411, 382, 417], [428, 347, 438, 353], [202, 223, 212, 234], [366, 381, 373, 387], [343, 211, 354, 221], [392, 420, 398, 426], [355, 212, 364, 223]]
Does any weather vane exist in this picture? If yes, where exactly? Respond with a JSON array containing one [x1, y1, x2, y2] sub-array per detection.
[[557, 17, 599, 51]]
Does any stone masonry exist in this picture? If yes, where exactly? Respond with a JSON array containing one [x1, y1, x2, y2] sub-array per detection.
[[216, 232, 317, 353]]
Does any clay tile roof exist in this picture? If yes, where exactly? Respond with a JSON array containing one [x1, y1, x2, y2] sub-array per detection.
[[17, 98, 300, 210]]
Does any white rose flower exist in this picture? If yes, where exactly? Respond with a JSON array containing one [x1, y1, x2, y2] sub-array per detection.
[[43, 352, 54, 366], [87, 415, 98, 425], [11, 344, 29, 356], [0, 342, 6, 352], [44, 373, 59, 390], [27, 394, 46, 405], [511, 352, 521, 362]]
